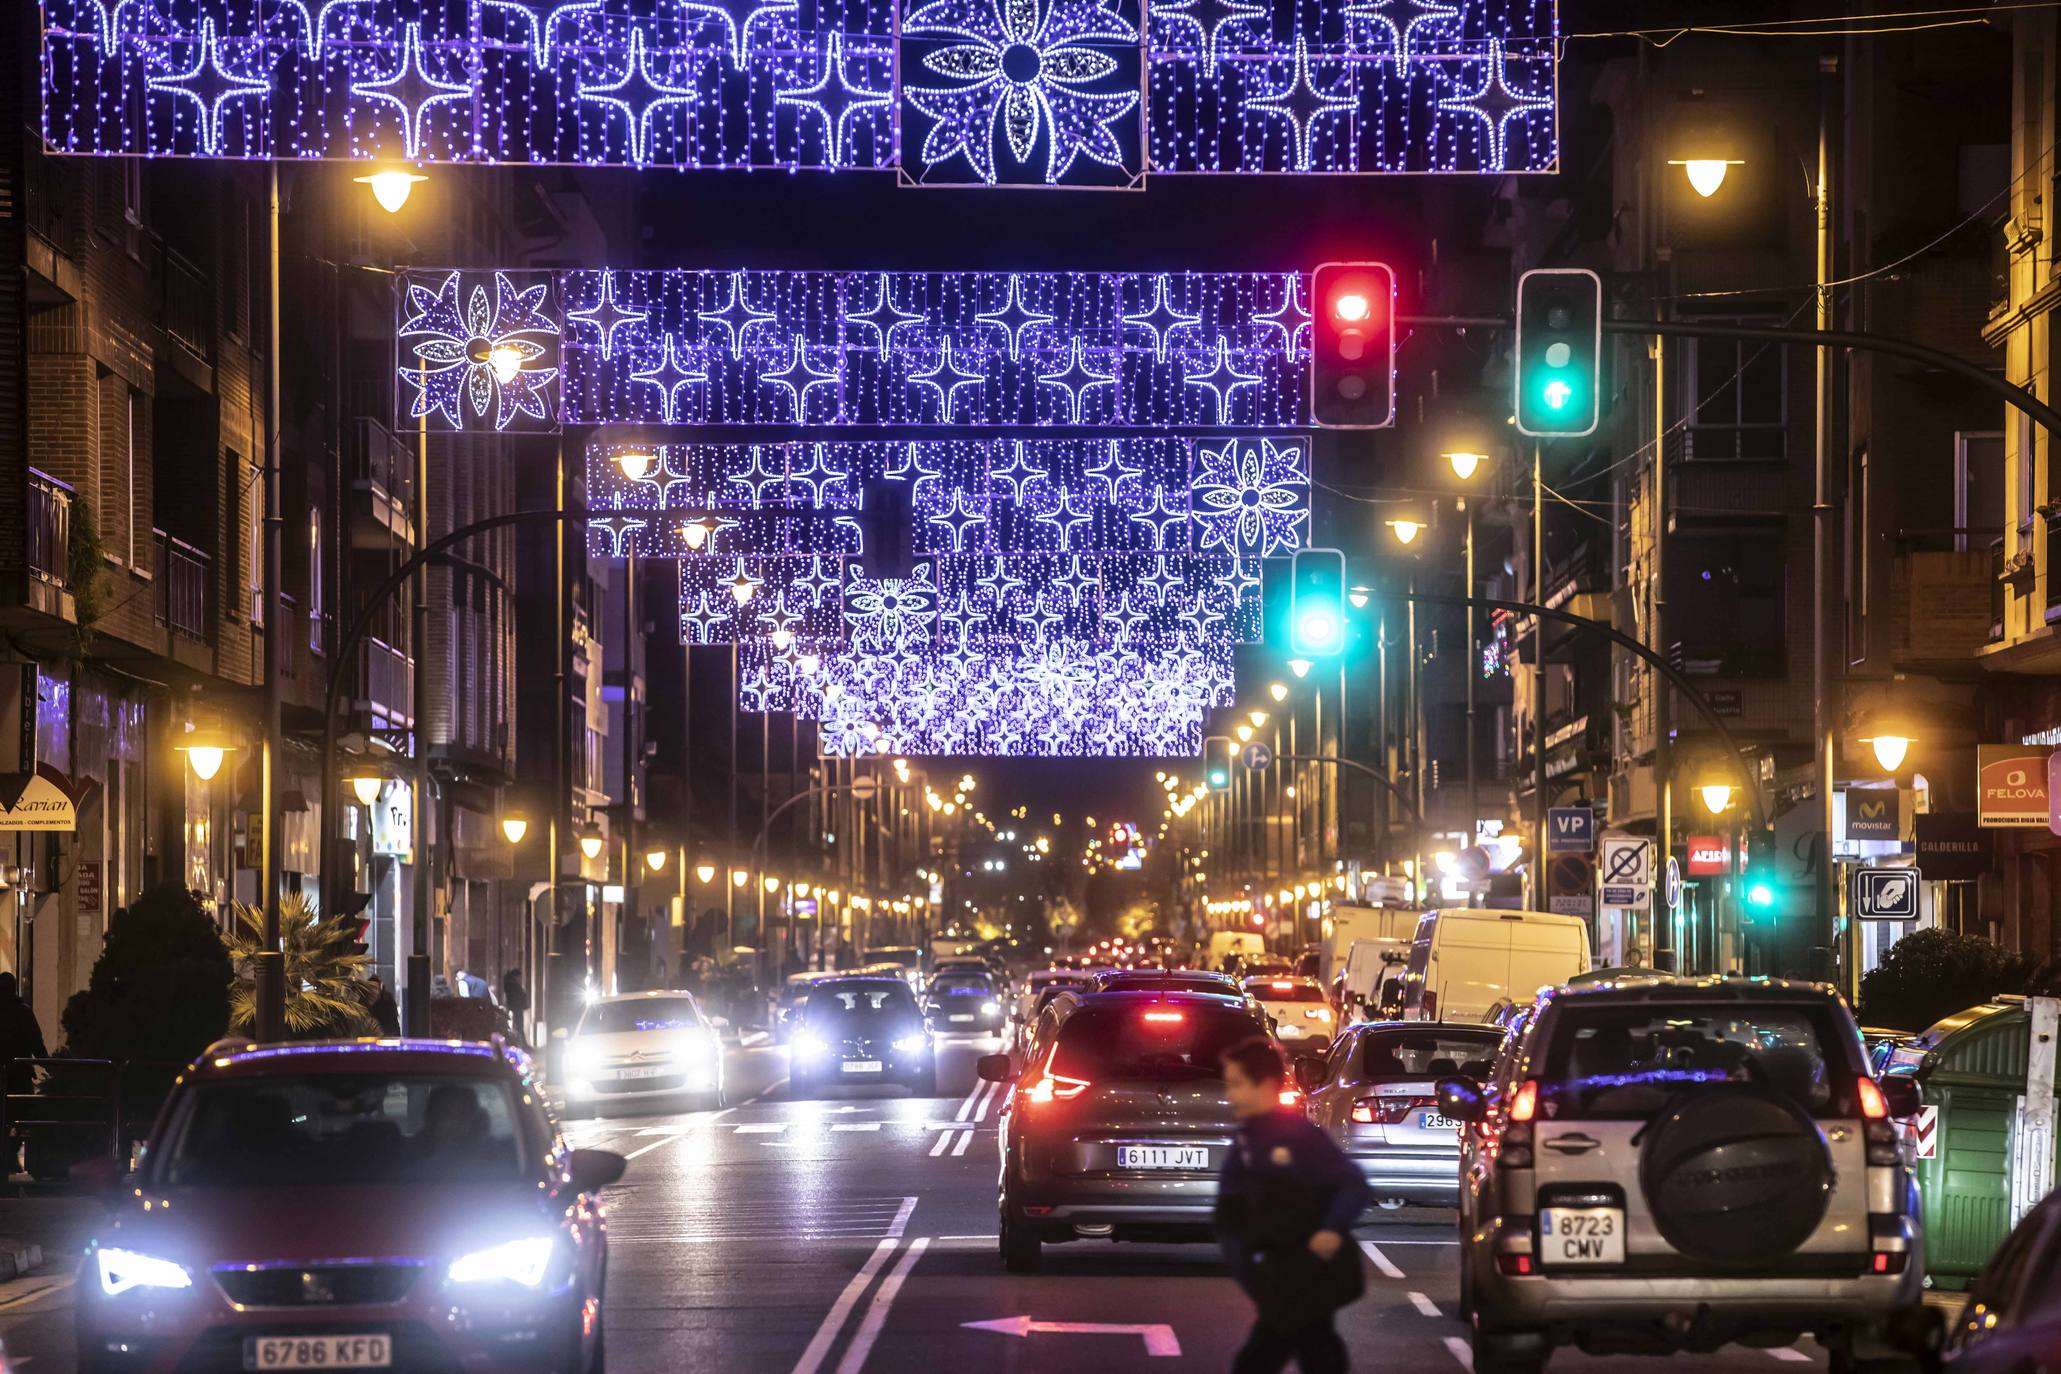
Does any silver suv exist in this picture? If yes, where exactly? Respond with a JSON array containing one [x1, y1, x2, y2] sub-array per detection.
[[1439, 977, 1930, 1374]]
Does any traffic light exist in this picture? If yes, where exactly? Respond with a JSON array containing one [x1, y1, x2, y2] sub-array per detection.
[[1289, 548, 1347, 657], [1514, 267, 1602, 437], [1203, 736, 1233, 792], [1741, 830, 1781, 922], [1310, 262, 1396, 429]]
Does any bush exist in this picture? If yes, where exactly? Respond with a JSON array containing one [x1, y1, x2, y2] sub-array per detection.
[[1857, 927, 2034, 1033], [60, 884, 232, 1065]]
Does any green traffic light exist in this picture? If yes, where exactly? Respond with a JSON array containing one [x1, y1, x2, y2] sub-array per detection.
[[1542, 377, 1572, 410], [1746, 879, 1776, 908], [1208, 769, 1228, 787], [1296, 607, 1341, 651]]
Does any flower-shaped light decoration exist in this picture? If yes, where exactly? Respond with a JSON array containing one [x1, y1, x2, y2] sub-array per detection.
[[845, 567, 940, 652], [903, 0, 1142, 185], [398, 271, 560, 431], [1191, 436, 1309, 556]]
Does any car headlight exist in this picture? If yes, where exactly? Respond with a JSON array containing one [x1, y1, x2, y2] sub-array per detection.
[[672, 1030, 717, 1062], [448, 1236, 556, 1288], [892, 1034, 927, 1054], [981, 1001, 1000, 1015], [568, 1039, 604, 1072], [96, 1246, 192, 1297], [792, 1030, 829, 1058]]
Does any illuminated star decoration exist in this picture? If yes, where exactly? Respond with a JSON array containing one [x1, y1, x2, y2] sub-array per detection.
[[567, 271, 648, 361], [631, 334, 710, 423], [1124, 276, 1202, 363], [976, 277, 1057, 360], [575, 26, 698, 165], [846, 272, 926, 354], [903, 0, 1142, 185], [1342, 0, 1460, 78], [397, 270, 559, 430], [1184, 336, 1262, 422], [1037, 339, 1118, 423], [145, 18, 269, 155], [763, 335, 840, 421], [354, 20, 476, 159], [1152, 0, 1268, 78], [1247, 37, 1357, 172], [1435, 39, 1554, 172], [700, 271, 779, 359], [912, 337, 984, 421], [777, 32, 894, 165]]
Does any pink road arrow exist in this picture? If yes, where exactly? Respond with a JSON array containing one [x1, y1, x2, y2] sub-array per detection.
[[962, 1315, 1181, 1356]]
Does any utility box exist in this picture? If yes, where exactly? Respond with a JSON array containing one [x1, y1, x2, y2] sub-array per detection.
[[1905, 996, 2061, 1289]]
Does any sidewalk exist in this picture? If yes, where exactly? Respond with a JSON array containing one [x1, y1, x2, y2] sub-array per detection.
[[0, 1196, 103, 1281]]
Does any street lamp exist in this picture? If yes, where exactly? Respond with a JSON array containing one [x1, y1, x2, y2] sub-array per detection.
[[1386, 518, 1424, 545], [730, 573, 755, 605], [354, 168, 426, 214], [500, 814, 529, 845], [1671, 158, 1744, 198], [1268, 681, 1289, 703], [680, 519, 712, 550], [731, 868, 749, 888], [1234, 724, 1254, 743], [578, 825, 606, 861], [645, 847, 669, 872], [1247, 709, 1268, 728], [177, 724, 235, 783], [614, 450, 657, 481], [1446, 451, 1488, 481], [1863, 734, 1913, 772], [1288, 658, 1312, 679], [763, 875, 780, 892], [1347, 586, 1371, 609], [348, 773, 384, 807], [695, 863, 717, 884], [1698, 783, 1736, 817]]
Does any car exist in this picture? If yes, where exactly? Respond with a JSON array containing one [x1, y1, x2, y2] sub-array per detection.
[[1862, 1026, 1920, 1078], [564, 989, 727, 1115], [1399, 908, 1591, 1022], [1941, 1189, 2061, 1374], [1092, 968, 1241, 996], [861, 947, 924, 987], [978, 989, 1290, 1273], [1010, 970, 1095, 1049], [1438, 976, 1930, 1374], [925, 969, 1006, 1034], [1297, 1021, 1499, 1209], [1242, 976, 1338, 1053], [789, 976, 937, 1096], [74, 1036, 623, 1374]]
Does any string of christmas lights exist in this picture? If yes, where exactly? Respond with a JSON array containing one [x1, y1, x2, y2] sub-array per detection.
[[42, 0, 1555, 180]]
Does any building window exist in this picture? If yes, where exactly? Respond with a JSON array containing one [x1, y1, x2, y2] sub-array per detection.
[[1956, 431, 2005, 553], [308, 509, 323, 654], [248, 460, 263, 626], [1667, 524, 1788, 677], [1684, 333, 1788, 462]]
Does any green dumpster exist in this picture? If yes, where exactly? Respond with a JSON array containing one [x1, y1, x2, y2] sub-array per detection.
[[1907, 997, 2046, 1290]]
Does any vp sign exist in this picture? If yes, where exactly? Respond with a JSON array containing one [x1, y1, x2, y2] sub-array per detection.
[[1547, 807, 1594, 854]]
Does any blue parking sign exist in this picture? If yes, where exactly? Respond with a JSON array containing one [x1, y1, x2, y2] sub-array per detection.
[[1547, 808, 1594, 854]]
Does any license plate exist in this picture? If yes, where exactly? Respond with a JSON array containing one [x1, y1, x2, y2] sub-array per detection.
[[246, 1335, 392, 1370], [841, 1061, 884, 1073], [949, 1014, 975, 1023], [617, 1065, 671, 1080], [1418, 1111, 1458, 1131], [1277, 1024, 1304, 1038], [1117, 1145, 1209, 1170], [1539, 1207, 1625, 1265]]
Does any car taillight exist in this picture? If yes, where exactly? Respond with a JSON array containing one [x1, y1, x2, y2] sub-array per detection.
[[1351, 1095, 1433, 1125], [1027, 1072, 1090, 1104], [1278, 1089, 1302, 1107], [1856, 1076, 1888, 1120], [1142, 1011, 1184, 1024], [1509, 1079, 1539, 1123]]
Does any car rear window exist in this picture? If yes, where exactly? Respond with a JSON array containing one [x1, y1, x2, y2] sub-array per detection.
[[1251, 982, 1325, 1002], [1101, 977, 1232, 995], [1536, 1002, 1853, 1118], [164, 1075, 528, 1187], [1050, 1005, 1261, 1081], [1361, 1030, 1499, 1080], [579, 997, 702, 1034]]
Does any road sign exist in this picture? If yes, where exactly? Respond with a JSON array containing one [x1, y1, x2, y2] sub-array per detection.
[[1240, 741, 1273, 771], [963, 1316, 1180, 1357], [1548, 853, 1594, 916], [1855, 866, 1920, 921], [849, 775, 879, 803], [1547, 807, 1594, 854], [1599, 837, 1653, 909], [1664, 857, 1683, 910], [1911, 1105, 1939, 1160]]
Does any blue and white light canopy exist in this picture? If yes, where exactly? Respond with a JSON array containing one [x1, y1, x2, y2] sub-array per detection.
[[398, 267, 1331, 431], [44, 0, 1556, 183]]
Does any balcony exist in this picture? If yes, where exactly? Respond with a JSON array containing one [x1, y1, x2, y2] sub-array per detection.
[[154, 531, 209, 640], [349, 418, 415, 545], [26, 471, 71, 589], [358, 635, 415, 731]]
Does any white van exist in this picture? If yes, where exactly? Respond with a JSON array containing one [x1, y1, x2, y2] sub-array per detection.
[[1321, 903, 1420, 985], [1399, 909, 1591, 1022], [1338, 937, 1411, 1022], [1205, 930, 1267, 970]]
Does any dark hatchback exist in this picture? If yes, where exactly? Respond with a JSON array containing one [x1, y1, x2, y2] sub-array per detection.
[[74, 1037, 623, 1374], [924, 971, 1006, 1035], [788, 976, 938, 1096], [980, 990, 1281, 1271]]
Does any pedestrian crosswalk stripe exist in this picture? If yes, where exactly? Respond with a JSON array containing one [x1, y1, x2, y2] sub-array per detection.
[[735, 1122, 787, 1133], [832, 1123, 881, 1132]]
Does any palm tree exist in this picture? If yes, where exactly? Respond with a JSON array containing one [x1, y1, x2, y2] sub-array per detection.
[[226, 892, 379, 1038]]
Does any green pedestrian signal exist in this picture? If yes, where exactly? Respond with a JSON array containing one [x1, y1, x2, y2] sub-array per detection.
[[1289, 549, 1347, 658], [1514, 268, 1602, 438], [1203, 736, 1234, 792]]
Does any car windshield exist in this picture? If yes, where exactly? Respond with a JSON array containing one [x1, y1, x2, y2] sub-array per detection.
[[1251, 982, 1325, 1002], [1361, 1030, 1499, 1080], [1051, 1004, 1260, 1081], [805, 983, 919, 1024], [930, 975, 992, 996], [578, 997, 702, 1034], [1101, 977, 1230, 995], [1538, 1002, 1848, 1118], [163, 1074, 527, 1187]]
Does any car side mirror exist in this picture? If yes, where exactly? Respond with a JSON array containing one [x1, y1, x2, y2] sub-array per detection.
[[707, 1016, 729, 1031], [1436, 1076, 1488, 1122], [1292, 1057, 1325, 1094], [565, 1148, 626, 1192], [70, 1155, 125, 1201], [976, 1053, 1014, 1083], [1880, 1074, 1923, 1119]]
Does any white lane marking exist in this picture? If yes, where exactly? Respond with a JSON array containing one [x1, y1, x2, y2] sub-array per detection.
[[1371, 1239, 1460, 1245], [886, 1196, 918, 1238], [789, 1238, 899, 1374], [1359, 1240, 1405, 1279], [1443, 1336, 1474, 1369], [735, 1122, 788, 1134], [743, 1078, 789, 1105], [954, 1078, 983, 1122], [973, 1080, 1000, 1122], [1408, 1291, 1441, 1318], [928, 1131, 953, 1157], [962, 1316, 1181, 1356], [627, 1109, 733, 1159], [936, 1234, 998, 1241], [951, 1129, 974, 1156], [835, 1237, 929, 1374], [1768, 1348, 1814, 1362], [833, 1123, 882, 1133]]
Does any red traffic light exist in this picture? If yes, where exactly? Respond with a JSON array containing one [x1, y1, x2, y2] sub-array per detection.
[[1331, 290, 1373, 323], [1249, 913, 1266, 929], [1310, 261, 1395, 429]]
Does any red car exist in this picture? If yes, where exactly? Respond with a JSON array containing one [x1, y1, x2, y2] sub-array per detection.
[[74, 1037, 623, 1374]]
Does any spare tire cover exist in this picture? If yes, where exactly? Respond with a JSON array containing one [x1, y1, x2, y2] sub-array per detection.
[[1637, 1084, 1834, 1264]]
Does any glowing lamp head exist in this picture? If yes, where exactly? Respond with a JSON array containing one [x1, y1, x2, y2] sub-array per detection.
[[355, 169, 426, 214], [1268, 682, 1288, 703], [177, 725, 235, 783], [500, 815, 529, 845], [1673, 158, 1741, 198], [1234, 724, 1254, 743], [680, 519, 711, 550], [1248, 710, 1268, 729], [762, 875, 779, 892], [645, 848, 668, 873], [1866, 735, 1912, 772], [695, 863, 717, 884], [1331, 291, 1371, 324], [578, 828, 605, 861], [613, 450, 656, 482], [486, 345, 525, 386], [770, 627, 794, 651], [1387, 519, 1423, 546], [731, 868, 749, 888], [730, 574, 755, 605], [349, 774, 383, 807], [1698, 783, 1735, 817], [1447, 450, 1486, 480], [1288, 658, 1312, 678], [797, 652, 821, 675]]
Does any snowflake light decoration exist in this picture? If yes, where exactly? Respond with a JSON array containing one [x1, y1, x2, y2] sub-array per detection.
[[396, 270, 560, 431], [1191, 435, 1308, 555]]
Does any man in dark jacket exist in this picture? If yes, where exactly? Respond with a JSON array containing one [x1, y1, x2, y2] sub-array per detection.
[[1216, 1038, 1370, 1374]]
